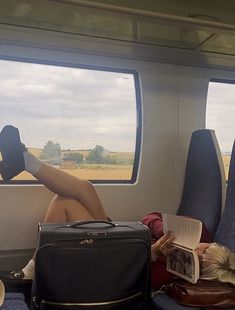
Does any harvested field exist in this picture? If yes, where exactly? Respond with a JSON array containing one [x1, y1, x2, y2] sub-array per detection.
[[12, 164, 133, 181], [6, 148, 134, 181]]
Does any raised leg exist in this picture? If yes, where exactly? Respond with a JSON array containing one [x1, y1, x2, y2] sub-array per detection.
[[0, 125, 108, 280], [44, 195, 95, 222], [34, 163, 107, 220], [0, 125, 107, 220]]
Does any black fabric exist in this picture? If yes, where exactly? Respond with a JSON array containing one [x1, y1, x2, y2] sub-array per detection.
[[0, 125, 25, 181], [33, 221, 151, 310]]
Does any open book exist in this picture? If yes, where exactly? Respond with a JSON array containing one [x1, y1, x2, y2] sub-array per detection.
[[162, 214, 202, 283]]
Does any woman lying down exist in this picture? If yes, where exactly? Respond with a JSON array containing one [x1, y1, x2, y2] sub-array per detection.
[[0, 125, 234, 290], [143, 212, 235, 289]]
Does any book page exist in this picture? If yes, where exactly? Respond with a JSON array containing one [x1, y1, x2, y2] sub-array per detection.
[[162, 214, 202, 250], [166, 245, 200, 283]]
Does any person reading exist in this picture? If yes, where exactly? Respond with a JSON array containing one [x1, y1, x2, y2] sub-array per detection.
[[0, 125, 234, 289]]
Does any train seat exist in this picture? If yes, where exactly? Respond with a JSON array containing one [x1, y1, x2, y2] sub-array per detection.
[[151, 291, 200, 310], [151, 129, 226, 310], [0, 293, 29, 310], [215, 140, 235, 251], [177, 129, 225, 238]]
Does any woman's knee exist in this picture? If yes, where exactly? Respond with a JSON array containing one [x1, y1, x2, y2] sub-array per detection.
[[56, 195, 94, 221], [44, 195, 70, 222], [45, 195, 94, 222]]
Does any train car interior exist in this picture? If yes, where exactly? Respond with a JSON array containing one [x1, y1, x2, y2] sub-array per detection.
[[0, 0, 235, 309]]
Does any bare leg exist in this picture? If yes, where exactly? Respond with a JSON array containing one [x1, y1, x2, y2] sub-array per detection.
[[0, 125, 107, 220], [34, 162, 107, 221], [44, 195, 95, 222], [15, 195, 96, 280]]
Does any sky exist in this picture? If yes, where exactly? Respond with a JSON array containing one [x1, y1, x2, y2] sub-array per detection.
[[206, 81, 235, 154], [2, 60, 232, 155], [0, 59, 137, 152]]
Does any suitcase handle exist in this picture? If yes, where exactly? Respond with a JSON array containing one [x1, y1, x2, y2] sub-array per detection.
[[69, 220, 117, 228]]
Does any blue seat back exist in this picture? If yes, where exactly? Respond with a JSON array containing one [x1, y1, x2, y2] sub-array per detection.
[[177, 129, 225, 237], [215, 140, 235, 251]]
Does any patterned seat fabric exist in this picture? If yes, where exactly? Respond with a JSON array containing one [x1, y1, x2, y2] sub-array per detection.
[[0, 293, 29, 310], [215, 140, 235, 251], [177, 129, 225, 238], [152, 129, 226, 310]]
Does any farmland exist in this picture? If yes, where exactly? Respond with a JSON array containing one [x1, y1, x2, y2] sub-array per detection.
[[11, 148, 134, 181]]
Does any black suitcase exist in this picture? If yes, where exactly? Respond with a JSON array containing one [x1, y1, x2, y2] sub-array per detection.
[[32, 220, 151, 310]]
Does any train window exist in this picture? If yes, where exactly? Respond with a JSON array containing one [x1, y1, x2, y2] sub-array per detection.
[[206, 79, 235, 179], [0, 59, 141, 184]]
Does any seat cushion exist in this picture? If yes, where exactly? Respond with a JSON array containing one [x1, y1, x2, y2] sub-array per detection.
[[177, 129, 225, 237], [0, 293, 29, 310], [151, 292, 201, 310]]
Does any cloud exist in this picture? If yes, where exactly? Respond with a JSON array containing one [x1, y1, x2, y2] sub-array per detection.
[[0, 59, 137, 152], [207, 81, 235, 153]]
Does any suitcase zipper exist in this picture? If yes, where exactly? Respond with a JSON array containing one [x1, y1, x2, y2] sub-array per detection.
[[40, 291, 143, 307]]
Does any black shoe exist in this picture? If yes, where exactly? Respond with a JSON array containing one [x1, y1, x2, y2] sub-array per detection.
[[0, 270, 32, 282], [0, 125, 25, 181], [9, 270, 25, 280], [9, 270, 33, 282]]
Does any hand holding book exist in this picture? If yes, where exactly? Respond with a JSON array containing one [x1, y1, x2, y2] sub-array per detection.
[[162, 214, 203, 283], [151, 232, 175, 262]]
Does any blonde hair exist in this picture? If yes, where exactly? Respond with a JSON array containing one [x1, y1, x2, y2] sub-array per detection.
[[200, 243, 235, 285]]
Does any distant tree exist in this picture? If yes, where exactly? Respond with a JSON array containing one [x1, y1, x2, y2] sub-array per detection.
[[40, 140, 61, 159], [105, 155, 117, 164], [64, 152, 84, 164], [87, 145, 105, 164]]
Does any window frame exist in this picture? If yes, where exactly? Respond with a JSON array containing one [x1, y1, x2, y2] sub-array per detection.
[[210, 77, 235, 85], [0, 57, 142, 185]]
